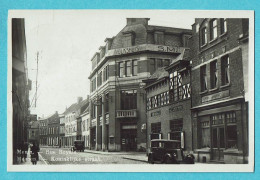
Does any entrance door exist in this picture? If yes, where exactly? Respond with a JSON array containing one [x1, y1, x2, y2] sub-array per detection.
[[121, 128, 137, 151], [212, 127, 225, 161]]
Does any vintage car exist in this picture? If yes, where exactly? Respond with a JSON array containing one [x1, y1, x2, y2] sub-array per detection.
[[71, 140, 85, 152], [148, 139, 194, 164]]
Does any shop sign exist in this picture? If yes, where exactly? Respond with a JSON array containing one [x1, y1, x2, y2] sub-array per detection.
[[106, 44, 183, 56], [151, 111, 161, 117], [201, 90, 230, 103], [169, 105, 183, 112]]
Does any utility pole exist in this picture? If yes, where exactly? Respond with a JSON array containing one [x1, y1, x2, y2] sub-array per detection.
[[35, 51, 39, 107]]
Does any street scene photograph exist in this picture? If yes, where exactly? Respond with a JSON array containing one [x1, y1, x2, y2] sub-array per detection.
[[9, 10, 254, 171]]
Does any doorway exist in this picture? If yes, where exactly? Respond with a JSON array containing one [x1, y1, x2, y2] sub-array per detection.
[[212, 127, 225, 161], [121, 124, 137, 151]]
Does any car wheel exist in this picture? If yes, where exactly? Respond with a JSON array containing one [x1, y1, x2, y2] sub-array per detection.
[[148, 154, 154, 164], [165, 156, 173, 164]]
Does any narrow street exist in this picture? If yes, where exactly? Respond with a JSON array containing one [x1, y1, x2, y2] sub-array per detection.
[[39, 147, 148, 164]]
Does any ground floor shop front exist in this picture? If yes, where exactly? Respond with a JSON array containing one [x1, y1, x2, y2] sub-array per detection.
[[192, 98, 248, 164], [89, 121, 145, 152]]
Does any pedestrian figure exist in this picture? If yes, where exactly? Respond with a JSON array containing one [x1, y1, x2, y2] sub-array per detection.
[[31, 143, 39, 165]]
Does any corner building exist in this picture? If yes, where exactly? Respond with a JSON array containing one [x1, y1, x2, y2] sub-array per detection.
[[88, 18, 191, 151], [190, 18, 249, 163]]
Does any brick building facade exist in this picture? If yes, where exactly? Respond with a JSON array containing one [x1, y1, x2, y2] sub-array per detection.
[[88, 18, 191, 151], [190, 18, 249, 163]]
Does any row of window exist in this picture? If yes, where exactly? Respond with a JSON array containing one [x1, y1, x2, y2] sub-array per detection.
[[65, 125, 77, 133], [200, 55, 230, 92], [65, 114, 76, 123], [147, 91, 170, 110], [48, 126, 59, 135], [119, 60, 138, 77], [151, 119, 183, 136], [201, 18, 227, 46], [82, 119, 90, 131], [91, 65, 110, 92]]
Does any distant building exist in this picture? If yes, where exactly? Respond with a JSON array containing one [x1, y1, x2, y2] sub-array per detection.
[[88, 18, 192, 151], [12, 18, 32, 164], [59, 114, 65, 147], [190, 18, 249, 163], [64, 97, 89, 147], [47, 112, 60, 146], [39, 117, 48, 146], [27, 120, 40, 145], [79, 106, 90, 149]]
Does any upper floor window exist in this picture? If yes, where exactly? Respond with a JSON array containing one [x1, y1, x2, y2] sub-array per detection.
[[126, 61, 132, 77], [149, 59, 156, 74], [119, 62, 125, 77], [220, 18, 227, 34], [123, 35, 132, 47], [221, 56, 230, 85], [120, 90, 137, 110], [200, 65, 207, 92], [97, 71, 102, 87], [154, 32, 164, 45], [201, 27, 207, 45], [210, 60, 218, 89], [210, 19, 218, 40], [132, 60, 138, 76], [103, 65, 109, 82]]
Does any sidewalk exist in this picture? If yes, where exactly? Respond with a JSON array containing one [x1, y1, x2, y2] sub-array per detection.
[[83, 149, 148, 163]]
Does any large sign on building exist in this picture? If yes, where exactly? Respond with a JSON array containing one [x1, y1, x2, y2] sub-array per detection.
[[106, 44, 184, 57]]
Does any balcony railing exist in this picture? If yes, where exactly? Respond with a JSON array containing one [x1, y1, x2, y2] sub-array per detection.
[[116, 109, 137, 118]]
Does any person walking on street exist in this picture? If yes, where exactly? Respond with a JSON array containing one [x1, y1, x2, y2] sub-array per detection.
[[31, 143, 39, 165]]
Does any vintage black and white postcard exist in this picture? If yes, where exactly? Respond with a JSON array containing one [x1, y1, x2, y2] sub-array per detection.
[[7, 10, 254, 172]]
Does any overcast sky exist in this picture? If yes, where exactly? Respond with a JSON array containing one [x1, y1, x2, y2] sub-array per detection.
[[11, 10, 197, 118]]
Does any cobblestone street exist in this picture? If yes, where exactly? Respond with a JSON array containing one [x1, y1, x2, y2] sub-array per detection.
[[38, 147, 147, 164]]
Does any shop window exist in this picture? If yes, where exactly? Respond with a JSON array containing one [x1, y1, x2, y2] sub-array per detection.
[[170, 119, 183, 132], [119, 62, 125, 77], [201, 27, 207, 45], [132, 60, 138, 76], [221, 56, 230, 85], [220, 18, 227, 35], [227, 125, 237, 148], [210, 19, 218, 40], [126, 61, 132, 77], [151, 122, 161, 133], [120, 90, 137, 110], [210, 61, 218, 89]]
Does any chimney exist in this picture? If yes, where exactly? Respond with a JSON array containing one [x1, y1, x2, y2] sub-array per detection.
[[126, 18, 150, 26], [77, 97, 83, 104]]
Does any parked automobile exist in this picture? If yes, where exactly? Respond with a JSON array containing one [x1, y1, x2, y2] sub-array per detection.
[[71, 140, 85, 152], [148, 139, 194, 164]]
